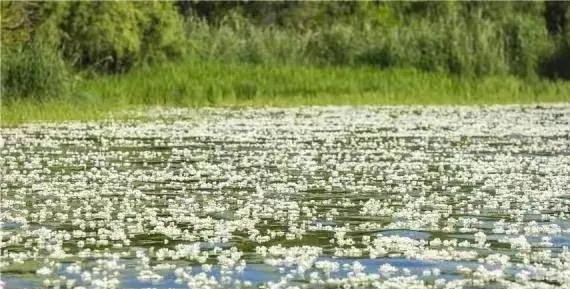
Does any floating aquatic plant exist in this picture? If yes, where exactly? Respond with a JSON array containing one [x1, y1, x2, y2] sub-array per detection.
[[1, 105, 569, 288]]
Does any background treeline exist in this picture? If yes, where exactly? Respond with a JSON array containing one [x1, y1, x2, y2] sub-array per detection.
[[1, 1, 569, 100]]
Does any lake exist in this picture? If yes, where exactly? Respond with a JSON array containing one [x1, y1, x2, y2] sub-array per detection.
[[1, 105, 569, 289]]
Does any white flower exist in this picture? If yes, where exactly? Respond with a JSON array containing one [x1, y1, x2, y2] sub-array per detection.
[[36, 266, 52, 275]]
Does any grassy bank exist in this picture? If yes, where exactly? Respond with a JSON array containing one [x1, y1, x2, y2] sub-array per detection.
[[2, 60, 569, 126], [2, 2, 570, 127]]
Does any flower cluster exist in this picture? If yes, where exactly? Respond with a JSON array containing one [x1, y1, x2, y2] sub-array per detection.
[[1, 105, 569, 288]]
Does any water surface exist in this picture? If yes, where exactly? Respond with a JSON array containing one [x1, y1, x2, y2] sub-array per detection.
[[1, 106, 569, 288]]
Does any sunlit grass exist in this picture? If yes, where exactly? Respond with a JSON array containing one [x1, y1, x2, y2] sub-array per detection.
[[2, 60, 569, 126]]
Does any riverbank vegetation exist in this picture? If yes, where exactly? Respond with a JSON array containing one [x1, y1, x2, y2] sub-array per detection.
[[1, 1, 570, 124]]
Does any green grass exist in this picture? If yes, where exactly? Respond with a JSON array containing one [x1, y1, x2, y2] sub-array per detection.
[[2, 60, 570, 126]]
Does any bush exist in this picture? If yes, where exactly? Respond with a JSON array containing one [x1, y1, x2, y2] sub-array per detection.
[[351, 18, 506, 76], [62, 2, 143, 73], [0, 1, 33, 46], [136, 1, 185, 64], [180, 3, 553, 79], [307, 24, 360, 65], [56, 1, 184, 73], [24, 2, 71, 49], [540, 6, 570, 80], [501, 14, 554, 77], [540, 36, 570, 80], [1, 43, 69, 100]]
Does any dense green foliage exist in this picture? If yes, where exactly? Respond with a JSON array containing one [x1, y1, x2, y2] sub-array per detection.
[[60, 1, 184, 72], [1, 1, 569, 104], [181, 2, 566, 79], [1, 1, 184, 71], [1, 43, 69, 100], [2, 59, 569, 125]]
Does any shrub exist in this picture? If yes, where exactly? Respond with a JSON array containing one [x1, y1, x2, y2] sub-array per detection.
[[61, 2, 143, 73], [540, 6, 570, 80], [501, 14, 554, 78], [307, 24, 358, 65], [57, 1, 184, 73], [136, 1, 185, 64], [1, 43, 69, 100], [24, 1, 71, 49], [0, 1, 33, 46]]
